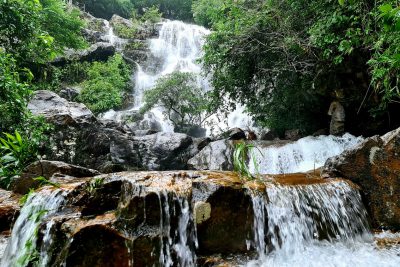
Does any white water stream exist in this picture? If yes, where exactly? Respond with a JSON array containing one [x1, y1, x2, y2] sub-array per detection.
[[158, 191, 197, 267], [247, 181, 400, 267], [0, 189, 67, 267], [101, 20, 254, 135], [249, 133, 363, 175]]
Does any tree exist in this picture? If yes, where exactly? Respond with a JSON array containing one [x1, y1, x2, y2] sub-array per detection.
[[201, 0, 400, 135], [140, 72, 214, 132]]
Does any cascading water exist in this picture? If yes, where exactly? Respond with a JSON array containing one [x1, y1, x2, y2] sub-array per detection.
[[158, 191, 197, 267], [249, 133, 363, 175], [0, 188, 67, 267], [101, 20, 254, 134], [247, 181, 400, 267], [103, 20, 128, 50]]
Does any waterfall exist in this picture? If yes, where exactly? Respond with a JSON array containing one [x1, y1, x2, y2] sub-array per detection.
[[1, 189, 67, 267], [101, 20, 255, 134], [158, 191, 197, 267], [249, 133, 363, 175], [103, 20, 127, 50], [248, 181, 400, 267]]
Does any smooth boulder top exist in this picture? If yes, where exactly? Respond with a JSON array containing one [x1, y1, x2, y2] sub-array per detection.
[[28, 90, 95, 125]]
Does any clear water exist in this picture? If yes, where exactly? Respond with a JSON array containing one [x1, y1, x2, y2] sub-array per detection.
[[247, 181, 400, 267], [158, 191, 197, 267], [0, 188, 67, 267], [249, 133, 363, 174]]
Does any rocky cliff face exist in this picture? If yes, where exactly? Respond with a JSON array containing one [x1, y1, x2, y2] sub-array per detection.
[[28, 91, 198, 173], [323, 127, 400, 230]]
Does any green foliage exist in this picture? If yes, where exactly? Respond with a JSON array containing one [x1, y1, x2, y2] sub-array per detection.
[[0, 53, 32, 133], [87, 177, 105, 194], [233, 141, 260, 181], [192, 0, 223, 28], [113, 23, 138, 38], [77, 54, 132, 114], [132, 0, 193, 21], [202, 0, 400, 134], [0, 0, 86, 65], [0, 131, 37, 188], [140, 5, 162, 23], [368, 3, 400, 113], [33, 176, 61, 188], [140, 71, 214, 132], [0, 55, 52, 188], [19, 188, 35, 205], [76, 0, 134, 19]]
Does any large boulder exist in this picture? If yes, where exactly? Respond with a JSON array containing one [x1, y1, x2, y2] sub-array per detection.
[[29, 92, 196, 173], [188, 140, 234, 171], [53, 42, 116, 66], [110, 132, 193, 170], [0, 189, 20, 232], [322, 127, 400, 230], [13, 160, 100, 194], [28, 90, 95, 125]]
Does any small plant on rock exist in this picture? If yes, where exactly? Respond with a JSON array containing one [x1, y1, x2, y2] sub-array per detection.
[[233, 141, 262, 181]]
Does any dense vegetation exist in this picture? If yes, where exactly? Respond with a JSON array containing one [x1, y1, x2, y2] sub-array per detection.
[[76, 0, 193, 21], [0, 0, 88, 188], [197, 0, 400, 135], [77, 54, 132, 114]]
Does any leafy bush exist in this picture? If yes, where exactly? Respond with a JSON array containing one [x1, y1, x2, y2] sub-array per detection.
[[141, 6, 162, 23], [192, 0, 223, 28], [0, 53, 32, 133], [140, 71, 214, 132], [113, 23, 138, 38], [77, 54, 132, 114], [0, 132, 36, 188], [0, 0, 86, 65], [202, 0, 400, 135]]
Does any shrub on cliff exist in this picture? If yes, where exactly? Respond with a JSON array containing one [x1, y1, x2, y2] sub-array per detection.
[[77, 54, 132, 114]]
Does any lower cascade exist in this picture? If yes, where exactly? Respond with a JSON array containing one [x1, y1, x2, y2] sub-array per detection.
[[249, 133, 363, 174], [1, 172, 399, 267]]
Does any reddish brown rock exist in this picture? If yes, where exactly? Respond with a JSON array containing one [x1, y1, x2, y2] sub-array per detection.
[[323, 127, 400, 230], [0, 189, 20, 232], [13, 160, 100, 194]]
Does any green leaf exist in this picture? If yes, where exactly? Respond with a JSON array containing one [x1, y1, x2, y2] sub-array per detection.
[[379, 4, 393, 14]]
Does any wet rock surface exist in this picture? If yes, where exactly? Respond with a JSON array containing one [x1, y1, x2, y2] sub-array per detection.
[[323, 126, 400, 230], [13, 160, 100, 194], [188, 140, 234, 171], [0, 189, 20, 232], [53, 42, 116, 65], [13, 171, 359, 266]]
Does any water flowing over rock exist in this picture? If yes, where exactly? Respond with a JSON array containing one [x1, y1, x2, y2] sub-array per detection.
[[249, 133, 363, 174], [189, 134, 363, 174], [101, 20, 255, 135], [2, 171, 398, 266], [1, 188, 67, 267], [323, 126, 400, 230]]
